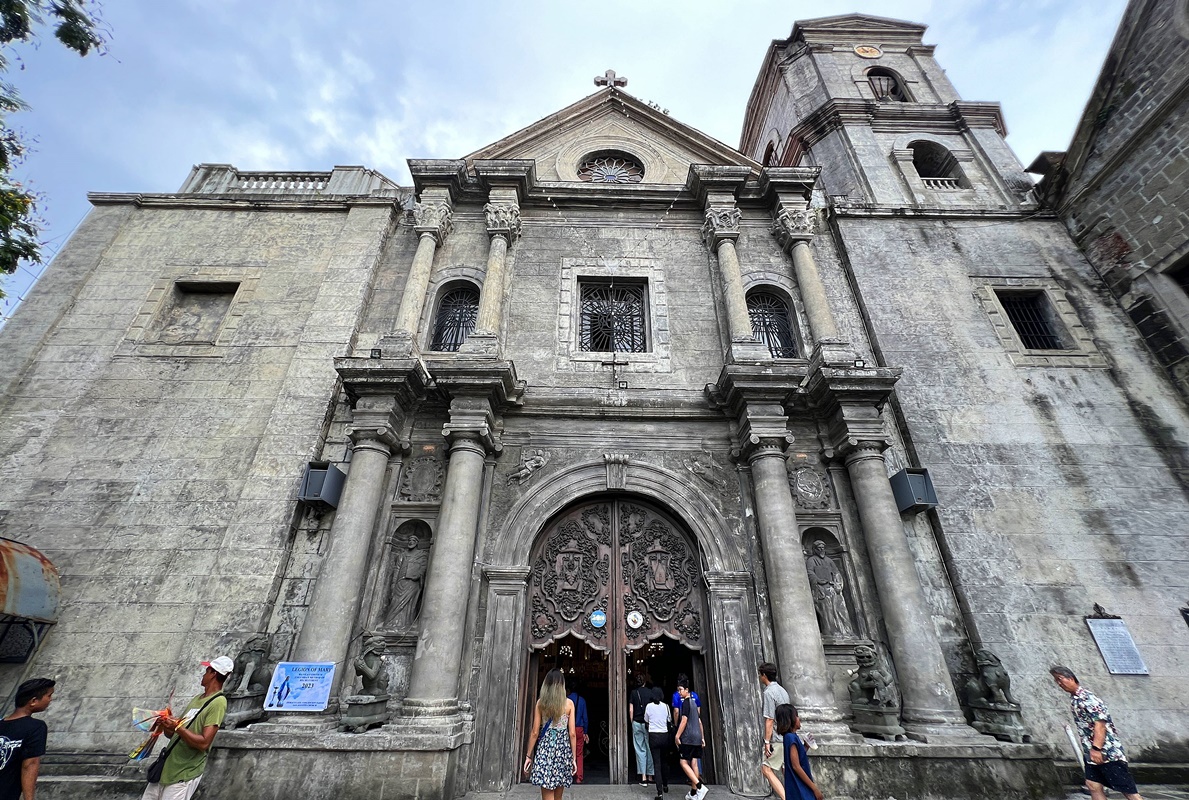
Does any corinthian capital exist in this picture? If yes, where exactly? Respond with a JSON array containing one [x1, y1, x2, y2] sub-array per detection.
[[771, 206, 816, 249], [413, 200, 454, 245], [484, 201, 522, 241], [702, 206, 742, 248]]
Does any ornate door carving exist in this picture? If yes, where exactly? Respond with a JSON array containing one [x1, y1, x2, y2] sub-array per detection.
[[527, 498, 704, 783], [528, 499, 703, 652]]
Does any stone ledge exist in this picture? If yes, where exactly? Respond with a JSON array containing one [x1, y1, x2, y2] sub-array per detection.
[[815, 740, 1056, 759], [217, 718, 471, 752]]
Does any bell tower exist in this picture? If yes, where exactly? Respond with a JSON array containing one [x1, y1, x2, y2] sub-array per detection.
[[740, 14, 1036, 209]]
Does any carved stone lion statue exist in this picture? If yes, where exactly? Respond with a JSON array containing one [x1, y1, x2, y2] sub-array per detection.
[[848, 644, 900, 709], [963, 648, 1018, 708]]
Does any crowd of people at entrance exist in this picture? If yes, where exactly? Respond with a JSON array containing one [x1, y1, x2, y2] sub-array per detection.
[[522, 662, 821, 800]]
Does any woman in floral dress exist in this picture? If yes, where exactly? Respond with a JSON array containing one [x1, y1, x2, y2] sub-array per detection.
[[523, 668, 578, 800]]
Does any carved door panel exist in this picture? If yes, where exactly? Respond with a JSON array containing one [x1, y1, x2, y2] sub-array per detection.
[[528, 498, 704, 784]]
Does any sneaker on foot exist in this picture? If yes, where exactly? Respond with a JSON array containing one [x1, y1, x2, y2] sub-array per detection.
[[695, 785, 709, 800]]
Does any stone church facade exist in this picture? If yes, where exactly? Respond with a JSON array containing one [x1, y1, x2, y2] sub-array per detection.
[[0, 10, 1187, 800]]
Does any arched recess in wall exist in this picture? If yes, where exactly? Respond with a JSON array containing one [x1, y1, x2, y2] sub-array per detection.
[[762, 140, 779, 166], [907, 140, 970, 188], [746, 286, 800, 358], [427, 280, 480, 352], [866, 67, 911, 102]]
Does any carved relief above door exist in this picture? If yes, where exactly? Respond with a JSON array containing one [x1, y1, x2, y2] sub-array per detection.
[[528, 498, 703, 652]]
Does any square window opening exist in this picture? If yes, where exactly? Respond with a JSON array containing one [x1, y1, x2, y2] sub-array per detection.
[[578, 279, 650, 353], [146, 280, 240, 345], [995, 290, 1072, 351]]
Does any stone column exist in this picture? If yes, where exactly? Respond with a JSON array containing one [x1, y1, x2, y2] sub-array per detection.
[[292, 396, 399, 696], [392, 190, 453, 343], [772, 206, 840, 342], [703, 206, 754, 343], [844, 441, 978, 740], [402, 397, 497, 717], [746, 435, 849, 731], [474, 198, 520, 334]]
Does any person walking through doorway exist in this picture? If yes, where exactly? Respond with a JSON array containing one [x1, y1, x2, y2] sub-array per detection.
[[566, 682, 589, 784], [630, 673, 654, 786], [670, 673, 701, 775], [644, 687, 671, 799], [674, 678, 707, 800], [1050, 665, 1144, 800], [523, 669, 577, 800], [758, 662, 790, 800]]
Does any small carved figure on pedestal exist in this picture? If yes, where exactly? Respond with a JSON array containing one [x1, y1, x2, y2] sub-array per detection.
[[805, 540, 857, 639], [848, 644, 905, 741], [962, 648, 1032, 743], [341, 633, 391, 733], [222, 634, 271, 729], [384, 534, 430, 631]]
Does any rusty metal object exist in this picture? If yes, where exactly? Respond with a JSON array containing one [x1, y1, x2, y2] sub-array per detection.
[[0, 538, 60, 623]]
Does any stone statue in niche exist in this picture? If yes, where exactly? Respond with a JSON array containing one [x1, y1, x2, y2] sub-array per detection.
[[508, 449, 548, 485], [848, 644, 905, 741], [341, 633, 390, 733], [805, 540, 856, 638], [384, 533, 431, 631], [962, 648, 1032, 743]]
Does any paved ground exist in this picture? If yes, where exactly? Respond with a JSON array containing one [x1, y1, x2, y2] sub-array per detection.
[[464, 785, 1189, 800]]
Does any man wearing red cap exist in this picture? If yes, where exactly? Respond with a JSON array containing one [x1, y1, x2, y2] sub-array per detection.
[[141, 657, 232, 800]]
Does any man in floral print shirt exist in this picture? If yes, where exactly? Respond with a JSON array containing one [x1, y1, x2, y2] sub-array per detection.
[[1050, 665, 1144, 800]]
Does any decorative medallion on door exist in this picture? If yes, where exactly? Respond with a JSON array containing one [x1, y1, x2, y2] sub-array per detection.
[[528, 499, 703, 651]]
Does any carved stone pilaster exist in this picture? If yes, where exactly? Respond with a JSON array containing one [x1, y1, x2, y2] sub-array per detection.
[[702, 206, 742, 248], [771, 206, 816, 249], [413, 200, 454, 245], [484, 202, 521, 242]]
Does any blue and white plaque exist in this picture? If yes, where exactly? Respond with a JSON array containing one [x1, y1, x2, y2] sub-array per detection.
[[590, 610, 607, 629], [263, 662, 337, 711]]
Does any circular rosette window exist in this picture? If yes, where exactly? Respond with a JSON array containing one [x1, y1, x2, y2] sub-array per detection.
[[577, 151, 645, 184]]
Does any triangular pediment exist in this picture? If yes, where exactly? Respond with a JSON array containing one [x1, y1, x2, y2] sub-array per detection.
[[465, 88, 759, 184], [792, 14, 927, 44]]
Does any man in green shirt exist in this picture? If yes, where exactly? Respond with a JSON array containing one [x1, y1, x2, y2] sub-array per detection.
[[141, 657, 231, 800]]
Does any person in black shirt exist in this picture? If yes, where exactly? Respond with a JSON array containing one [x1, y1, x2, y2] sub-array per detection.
[[0, 678, 55, 800], [629, 674, 654, 786]]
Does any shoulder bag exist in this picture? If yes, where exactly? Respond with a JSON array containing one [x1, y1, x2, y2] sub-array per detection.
[[146, 693, 224, 784]]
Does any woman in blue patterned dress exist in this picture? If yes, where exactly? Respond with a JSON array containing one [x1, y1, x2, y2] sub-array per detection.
[[523, 668, 578, 800]]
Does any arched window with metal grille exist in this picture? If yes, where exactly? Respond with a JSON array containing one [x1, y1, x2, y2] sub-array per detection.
[[429, 285, 479, 352], [747, 290, 798, 358]]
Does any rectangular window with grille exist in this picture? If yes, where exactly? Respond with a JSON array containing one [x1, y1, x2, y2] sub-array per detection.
[[578, 279, 649, 353], [996, 290, 1070, 350]]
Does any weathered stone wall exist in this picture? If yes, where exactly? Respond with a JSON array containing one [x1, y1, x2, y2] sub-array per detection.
[[834, 212, 1189, 760], [0, 199, 397, 752], [1054, 0, 1189, 395]]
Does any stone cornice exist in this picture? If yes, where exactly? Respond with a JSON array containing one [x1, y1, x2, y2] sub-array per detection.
[[804, 365, 901, 458], [408, 159, 468, 199], [790, 99, 1007, 151], [757, 167, 820, 204], [711, 363, 809, 410], [421, 358, 525, 410], [472, 159, 536, 199], [87, 193, 397, 212], [334, 356, 432, 410], [686, 164, 753, 207], [702, 570, 755, 592]]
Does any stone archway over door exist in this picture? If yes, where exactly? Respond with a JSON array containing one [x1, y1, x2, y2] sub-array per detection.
[[528, 498, 706, 783]]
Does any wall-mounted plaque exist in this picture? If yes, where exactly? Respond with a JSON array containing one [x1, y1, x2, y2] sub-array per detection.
[[263, 662, 337, 711], [1085, 618, 1149, 675]]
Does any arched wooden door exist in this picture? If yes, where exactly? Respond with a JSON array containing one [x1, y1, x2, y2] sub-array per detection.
[[527, 497, 705, 783]]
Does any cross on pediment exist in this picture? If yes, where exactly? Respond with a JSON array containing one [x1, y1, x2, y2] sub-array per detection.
[[594, 69, 627, 88]]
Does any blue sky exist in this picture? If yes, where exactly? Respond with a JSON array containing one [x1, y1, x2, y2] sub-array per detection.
[[0, 0, 1126, 322]]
